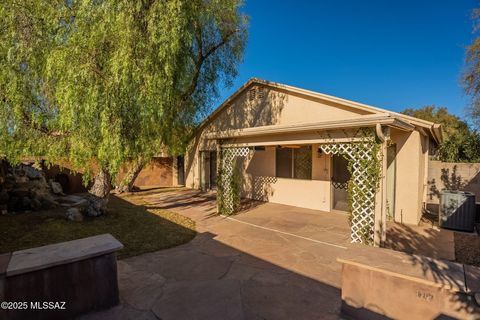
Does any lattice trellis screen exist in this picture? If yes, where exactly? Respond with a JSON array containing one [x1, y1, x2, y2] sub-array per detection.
[[216, 130, 381, 245], [217, 147, 251, 215], [321, 140, 379, 244]]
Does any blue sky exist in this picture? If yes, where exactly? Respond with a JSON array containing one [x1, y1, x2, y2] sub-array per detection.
[[216, 0, 477, 119]]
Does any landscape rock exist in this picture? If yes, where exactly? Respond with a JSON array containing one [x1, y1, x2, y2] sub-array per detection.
[[66, 207, 84, 222], [23, 165, 43, 180], [0, 163, 58, 213], [85, 196, 108, 217], [0, 190, 9, 204], [50, 181, 64, 195]]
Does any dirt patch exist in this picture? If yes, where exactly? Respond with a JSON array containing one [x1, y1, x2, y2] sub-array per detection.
[[454, 229, 480, 267]]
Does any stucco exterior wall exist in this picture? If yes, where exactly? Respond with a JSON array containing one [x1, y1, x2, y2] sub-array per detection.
[[239, 145, 331, 211], [185, 82, 431, 222], [390, 129, 425, 225], [185, 83, 372, 190]]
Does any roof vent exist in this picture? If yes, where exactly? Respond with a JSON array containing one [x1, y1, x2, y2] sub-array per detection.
[[248, 86, 265, 102]]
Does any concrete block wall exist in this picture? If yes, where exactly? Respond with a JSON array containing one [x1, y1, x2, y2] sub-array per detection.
[[427, 160, 480, 205]]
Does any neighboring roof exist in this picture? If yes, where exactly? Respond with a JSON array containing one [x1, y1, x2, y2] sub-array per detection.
[[200, 78, 443, 143]]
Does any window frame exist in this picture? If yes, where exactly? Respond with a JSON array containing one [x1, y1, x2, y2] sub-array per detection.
[[275, 146, 312, 180]]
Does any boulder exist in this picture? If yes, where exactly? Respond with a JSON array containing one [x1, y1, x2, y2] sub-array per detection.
[[23, 165, 43, 180], [19, 197, 31, 210], [66, 207, 84, 222], [14, 176, 29, 184], [30, 198, 42, 211], [50, 181, 64, 195], [84, 196, 108, 217], [40, 196, 58, 209], [0, 190, 9, 204]]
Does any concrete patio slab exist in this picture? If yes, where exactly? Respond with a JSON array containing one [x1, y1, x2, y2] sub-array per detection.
[[80, 189, 457, 320]]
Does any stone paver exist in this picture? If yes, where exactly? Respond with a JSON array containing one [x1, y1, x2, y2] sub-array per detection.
[[80, 189, 455, 320]]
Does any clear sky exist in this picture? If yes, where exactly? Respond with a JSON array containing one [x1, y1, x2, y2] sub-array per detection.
[[216, 0, 478, 119]]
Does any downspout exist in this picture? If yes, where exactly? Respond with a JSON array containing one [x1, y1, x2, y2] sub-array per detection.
[[375, 123, 387, 246], [375, 123, 385, 142]]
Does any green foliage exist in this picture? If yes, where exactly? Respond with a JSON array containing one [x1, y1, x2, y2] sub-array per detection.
[[401, 106, 480, 162], [0, 0, 247, 182], [345, 130, 382, 246], [438, 130, 480, 162], [217, 167, 242, 215], [402, 106, 469, 138], [464, 8, 480, 129]]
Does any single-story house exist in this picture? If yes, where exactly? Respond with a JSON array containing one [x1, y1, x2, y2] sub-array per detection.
[[184, 78, 442, 245]]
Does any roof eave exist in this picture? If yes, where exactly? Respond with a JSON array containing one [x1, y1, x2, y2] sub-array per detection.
[[206, 116, 414, 140]]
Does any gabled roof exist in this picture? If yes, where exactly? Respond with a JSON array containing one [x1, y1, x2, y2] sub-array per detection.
[[200, 78, 443, 143]]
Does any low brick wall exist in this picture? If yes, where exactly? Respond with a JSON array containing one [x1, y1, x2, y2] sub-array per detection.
[[0, 234, 123, 320]]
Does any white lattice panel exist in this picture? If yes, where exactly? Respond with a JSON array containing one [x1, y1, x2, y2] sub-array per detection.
[[218, 147, 251, 215], [321, 139, 378, 244]]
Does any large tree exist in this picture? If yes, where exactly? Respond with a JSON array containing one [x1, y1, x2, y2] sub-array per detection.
[[401, 106, 480, 162], [116, 0, 247, 193], [0, 1, 247, 202], [464, 8, 480, 128]]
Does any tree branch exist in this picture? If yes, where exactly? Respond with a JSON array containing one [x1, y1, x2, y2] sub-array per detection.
[[180, 28, 238, 102]]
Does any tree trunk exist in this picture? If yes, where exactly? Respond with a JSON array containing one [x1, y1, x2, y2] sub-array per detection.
[[117, 159, 146, 193], [89, 168, 112, 198], [85, 168, 112, 217]]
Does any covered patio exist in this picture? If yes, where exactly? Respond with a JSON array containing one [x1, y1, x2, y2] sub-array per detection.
[[208, 119, 397, 246]]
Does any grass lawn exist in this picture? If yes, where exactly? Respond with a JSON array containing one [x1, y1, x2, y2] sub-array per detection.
[[0, 188, 196, 259]]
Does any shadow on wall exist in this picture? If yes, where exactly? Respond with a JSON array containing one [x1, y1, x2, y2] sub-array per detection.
[[382, 223, 480, 318], [184, 85, 288, 187], [429, 166, 467, 201], [427, 164, 480, 217]]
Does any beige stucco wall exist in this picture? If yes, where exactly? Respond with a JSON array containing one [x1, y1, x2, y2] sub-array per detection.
[[390, 129, 427, 225], [240, 145, 331, 211], [185, 83, 372, 190], [185, 83, 430, 223]]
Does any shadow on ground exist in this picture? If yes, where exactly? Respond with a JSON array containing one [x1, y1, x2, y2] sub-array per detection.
[[80, 189, 479, 320]]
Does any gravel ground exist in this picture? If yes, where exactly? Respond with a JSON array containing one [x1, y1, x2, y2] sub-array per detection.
[[454, 224, 480, 267]]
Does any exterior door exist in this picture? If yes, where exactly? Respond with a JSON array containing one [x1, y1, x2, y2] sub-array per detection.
[[200, 151, 217, 190], [209, 151, 217, 189], [177, 156, 185, 185], [332, 155, 351, 212]]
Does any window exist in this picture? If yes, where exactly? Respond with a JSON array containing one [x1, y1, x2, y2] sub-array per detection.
[[275, 146, 312, 179]]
